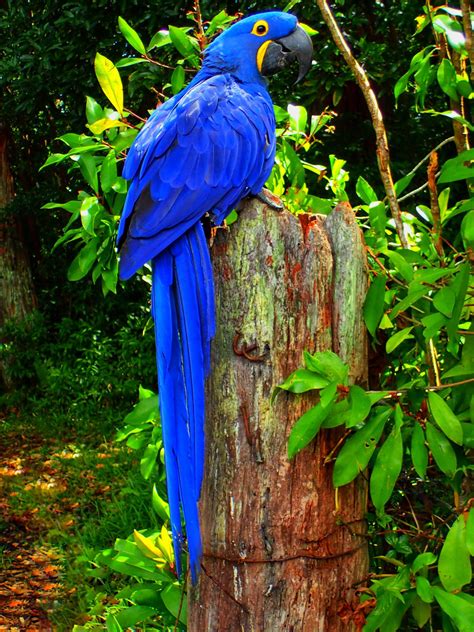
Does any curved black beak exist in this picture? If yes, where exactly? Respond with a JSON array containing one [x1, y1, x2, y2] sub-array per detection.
[[261, 24, 313, 83]]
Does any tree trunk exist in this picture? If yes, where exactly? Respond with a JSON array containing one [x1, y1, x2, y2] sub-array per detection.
[[0, 123, 37, 387], [189, 200, 369, 631]]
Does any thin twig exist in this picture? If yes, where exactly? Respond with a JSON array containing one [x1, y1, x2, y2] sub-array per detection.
[[398, 180, 430, 203], [173, 570, 188, 631], [315, 0, 408, 247], [365, 376, 474, 398], [427, 152, 444, 259], [404, 137, 455, 180], [144, 54, 196, 73]]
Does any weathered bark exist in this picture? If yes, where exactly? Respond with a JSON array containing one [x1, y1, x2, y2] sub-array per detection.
[[0, 123, 37, 388], [189, 200, 369, 631]]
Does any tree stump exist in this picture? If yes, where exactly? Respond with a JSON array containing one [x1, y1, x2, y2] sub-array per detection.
[[189, 200, 368, 631]]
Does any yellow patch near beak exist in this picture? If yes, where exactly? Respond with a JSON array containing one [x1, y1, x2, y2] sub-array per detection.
[[257, 40, 272, 73]]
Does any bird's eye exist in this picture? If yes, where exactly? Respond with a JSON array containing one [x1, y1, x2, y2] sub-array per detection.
[[252, 20, 269, 37]]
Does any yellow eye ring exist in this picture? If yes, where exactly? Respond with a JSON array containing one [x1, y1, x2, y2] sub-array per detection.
[[251, 19, 269, 37]]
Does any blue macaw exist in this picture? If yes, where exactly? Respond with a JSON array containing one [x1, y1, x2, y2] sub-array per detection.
[[117, 11, 312, 580]]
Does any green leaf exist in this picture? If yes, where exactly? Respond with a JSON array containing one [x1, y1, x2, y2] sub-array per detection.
[[79, 196, 100, 235], [333, 408, 391, 487], [394, 171, 416, 196], [161, 584, 187, 625], [457, 77, 473, 98], [288, 401, 333, 458], [416, 576, 434, 603], [321, 397, 350, 429], [140, 444, 159, 480], [169, 25, 195, 57], [387, 251, 413, 283], [446, 263, 470, 355], [411, 596, 431, 629], [412, 551, 436, 573], [421, 312, 447, 340], [102, 261, 118, 295], [370, 425, 403, 513], [439, 149, 474, 184], [88, 117, 124, 135], [170, 66, 185, 95], [57, 133, 91, 148], [101, 150, 118, 193], [287, 104, 307, 133], [115, 57, 149, 68], [411, 424, 428, 478], [275, 368, 329, 398], [304, 350, 348, 383], [432, 587, 474, 632], [67, 238, 100, 281], [78, 154, 99, 194], [319, 380, 338, 408], [124, 396, 160, 425], [461, 210, 474, 249], [364, 274, 387, 337], [428, 391, 463, 445], [205, 10, 235, 37], [40, 152, 69, 170], [425, 422, 457, 477], [363, 576, 412, 632], [438, 514, 472, 592], [43, 200, 81, 213], [132, 587, 161, 608], [86, 96, 103, 125], [346, 385, 372, 427], [466, 508, 474, 556], [106, 614, 123, 632], [462, 423, 474, 449], [94, 52, 124, 115], [107, 556, 167, 582], [386, 327, 414, 354], [299, 22, 318, 36], [433, 14, 466, 52], [433, 286, 456, 318], [115, 605, 157, 628], [118, 16, 146, 55], [148, 29, 171, 50], [394, 68, 414, 102], [152, 484, 170, 521], [437, 59, 459, 101], [356, 175, 378, 204], [390, 289, 427, 320]]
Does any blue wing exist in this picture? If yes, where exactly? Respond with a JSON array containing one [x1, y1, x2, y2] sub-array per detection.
[[118, 74, 276, 280]]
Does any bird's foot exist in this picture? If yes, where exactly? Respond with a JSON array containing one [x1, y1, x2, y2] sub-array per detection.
[[254, 188, 284, 211]]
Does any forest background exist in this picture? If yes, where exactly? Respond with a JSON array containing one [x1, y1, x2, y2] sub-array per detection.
[[0, 0, 472, 630]]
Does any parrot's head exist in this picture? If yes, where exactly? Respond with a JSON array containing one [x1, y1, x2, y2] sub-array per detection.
[[203, 11, 313, 85]]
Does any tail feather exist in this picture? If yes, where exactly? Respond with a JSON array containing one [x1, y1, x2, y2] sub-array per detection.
[[187, 226, 216, 374], [151, 221, 214, 582]]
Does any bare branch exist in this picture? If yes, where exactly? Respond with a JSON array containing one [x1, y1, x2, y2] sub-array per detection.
[[315, 0, 408, 247]]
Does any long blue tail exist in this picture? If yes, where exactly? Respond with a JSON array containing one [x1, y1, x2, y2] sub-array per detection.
[[151, 221, 215, 581]]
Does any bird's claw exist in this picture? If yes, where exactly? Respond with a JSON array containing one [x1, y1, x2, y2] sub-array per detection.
[[254, 188, 284, 211]]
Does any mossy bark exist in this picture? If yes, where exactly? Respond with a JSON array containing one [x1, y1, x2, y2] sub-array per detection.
[[189, 200, 368, 631]]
